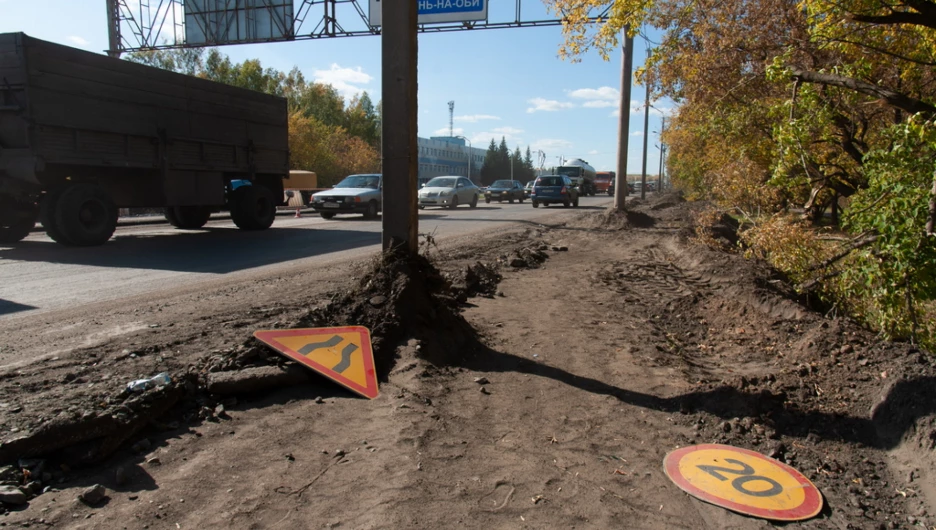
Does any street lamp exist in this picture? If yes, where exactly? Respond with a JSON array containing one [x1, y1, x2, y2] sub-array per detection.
[[455, 135, 472, 181]]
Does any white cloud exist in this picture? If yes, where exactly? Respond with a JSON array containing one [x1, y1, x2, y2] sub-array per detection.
[[530, 138, 573, 153], [569, 87, 619, 101], [588, 150, 599, 155], [472, 126, 525, 145], [583, 100, 617, 108], [526, 98, 574, 113], [454, 114, 500, 123], [434, 127, 465, 136], [312, 64, 373, 99], [610, 109, 620, 118], [631, 131, 644, 137], [67, 36, 89, 47]]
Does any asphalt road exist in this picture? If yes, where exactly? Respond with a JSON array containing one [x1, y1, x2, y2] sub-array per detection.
[[0, 196, 614, 319]]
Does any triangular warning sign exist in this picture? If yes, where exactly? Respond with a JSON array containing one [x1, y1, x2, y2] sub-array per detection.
[[253, 326, 378, 399]]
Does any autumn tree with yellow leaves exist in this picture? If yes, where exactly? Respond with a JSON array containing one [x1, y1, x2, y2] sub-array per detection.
[[547, 0, 936, 347]]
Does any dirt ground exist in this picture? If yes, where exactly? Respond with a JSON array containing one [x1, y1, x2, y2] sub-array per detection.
[[0, 194, 934, 529]]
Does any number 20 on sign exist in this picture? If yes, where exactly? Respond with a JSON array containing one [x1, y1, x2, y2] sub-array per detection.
[[664, 444, 823, 521]]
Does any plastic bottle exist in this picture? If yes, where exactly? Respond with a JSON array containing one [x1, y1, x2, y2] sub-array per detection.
[[126, 372, 171, 392]]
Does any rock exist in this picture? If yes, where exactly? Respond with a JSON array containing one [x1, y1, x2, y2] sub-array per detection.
[[509, 258, 527, 268], [315, 396, 325, 404], [0, 466, 20, 485], [840, 344, 854, 354], [205, 365, 311, 396], [767, 443, 785, 459], [369, 295, 387, 307], [479, 387, 490, 395], [146, 457, 161, 466], [473, 377, 489, 385], [0, 485, 27, 505], [78, 484, 106, 506]]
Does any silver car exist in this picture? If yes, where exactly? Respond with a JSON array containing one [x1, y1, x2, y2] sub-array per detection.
[[417, 176, 480, 209], [311, 174, 382, 219]]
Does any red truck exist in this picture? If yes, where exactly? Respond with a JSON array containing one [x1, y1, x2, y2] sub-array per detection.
[[595, 171, 615, 195]]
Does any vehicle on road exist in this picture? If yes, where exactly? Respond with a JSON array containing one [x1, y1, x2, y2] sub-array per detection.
[[524, 180, 534, 198], [595, 171, 615, 195], [530, 175, 579, 208], [0, 33, 288, 246], [311, 174, 382, 220], [556, 159, 597, 196], [484, 180, 525, 203], [417, 176, 479, 209]]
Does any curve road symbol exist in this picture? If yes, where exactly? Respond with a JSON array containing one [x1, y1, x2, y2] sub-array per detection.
[[663, 444, 822, 521], [253, 326, 378, 399]]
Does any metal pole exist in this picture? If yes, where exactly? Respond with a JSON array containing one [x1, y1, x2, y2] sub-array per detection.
[[658, 116, 666, 189], [105, 0, 121, 57], [381, 0, 418, 252], [641, 88, 649, 200], [613, 28, 634, 211]]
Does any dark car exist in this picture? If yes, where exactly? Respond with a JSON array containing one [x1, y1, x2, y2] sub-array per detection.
[[530, 175, 579, 208], [484, 180, 525, 203]]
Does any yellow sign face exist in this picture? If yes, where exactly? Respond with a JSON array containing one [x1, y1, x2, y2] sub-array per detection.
[[253, 327, 378, 399], [664, 444, 822, 521]]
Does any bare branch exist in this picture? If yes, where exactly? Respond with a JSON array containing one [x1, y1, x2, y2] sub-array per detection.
[[790, 69, 936, 116], [808, 233, 880, 272]]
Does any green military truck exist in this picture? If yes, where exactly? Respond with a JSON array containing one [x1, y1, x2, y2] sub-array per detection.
[[0, 33, 289, 245]]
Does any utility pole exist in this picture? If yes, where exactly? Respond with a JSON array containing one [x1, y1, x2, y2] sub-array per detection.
[[614, 29, 634, 211], [381, 0, 418, 252], [658, 115, 666, 190], [640, 83, 649, 200]]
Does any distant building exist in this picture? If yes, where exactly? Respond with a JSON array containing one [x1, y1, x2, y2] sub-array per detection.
[[418, 136, 486, 183]]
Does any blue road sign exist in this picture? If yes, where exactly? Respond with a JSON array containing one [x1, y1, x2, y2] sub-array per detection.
[[369, 0, 488, 26]]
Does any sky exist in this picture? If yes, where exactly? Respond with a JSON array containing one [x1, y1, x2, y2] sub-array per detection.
[[0, 0, 674, 174]]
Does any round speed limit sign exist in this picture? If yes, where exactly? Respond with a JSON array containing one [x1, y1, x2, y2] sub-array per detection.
[[664, 444, 823, 521]]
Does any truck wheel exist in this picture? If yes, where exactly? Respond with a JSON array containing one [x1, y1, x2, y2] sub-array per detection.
[[54, 183, 118, 246], [573, 196, 580, 207], [485, 198, 490, 204], [508, 198, 514, 204], [320, 212, 336, 219], [518, 196, 524, 203], [363, 201, 379, 219], [167, 206, 212, 229], [231, 185, 276, 230], [40, 188, 71, 244], [532, 201, 539, 208], [0, 200, 38, 243], [563, 200, 570, 208]]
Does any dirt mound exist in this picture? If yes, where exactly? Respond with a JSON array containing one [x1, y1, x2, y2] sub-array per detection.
[[296, 249, 479, 372]]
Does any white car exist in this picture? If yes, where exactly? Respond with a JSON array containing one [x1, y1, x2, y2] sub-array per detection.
[[311, 174, 382, 219], [417, 176, 480, 209]]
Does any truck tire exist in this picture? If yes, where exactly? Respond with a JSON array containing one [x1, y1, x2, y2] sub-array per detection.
[[532, 201, 539, 208], [231, 185, 276, 230], [166, 206, 212, 229], [0, 201, 38, 243], [320, 212, 336, 219], [53, 183, 118, 246], [40, 188, 71, 244]]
